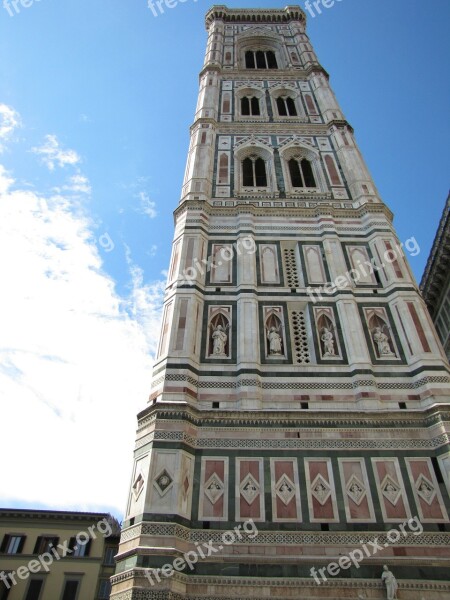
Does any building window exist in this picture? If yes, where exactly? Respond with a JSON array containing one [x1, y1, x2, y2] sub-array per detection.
[[245, 50, 277, 69], [24, 579, 44, 600], [0, 574, 12, 600], [276, 96, 297, 116], [61, 580, 80, 600], [1, 535, 26, 554], [33, 536, 59, 555], [241, 96, 260, 116], [242, 157, 267, 187], [103, 546, 116, 566], [68, 537, 91, 557], [288, 158, 316, 188], [98, 579, 111, 599]]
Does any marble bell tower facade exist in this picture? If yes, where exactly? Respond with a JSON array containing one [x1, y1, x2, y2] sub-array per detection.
[[111, 6, 450, 599]]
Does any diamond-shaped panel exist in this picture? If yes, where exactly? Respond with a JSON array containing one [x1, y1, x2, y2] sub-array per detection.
[[240, 473, 260, 505], [275, 474, 296, 506], [153, 469, 173, 497], [182, 473, 190, 500], [204, 474, 224, 505], [415, 474, 436, 505], [381, 475, 401, 506], [311, 474, 331, 506], [346, 474, 366, 506], [132, 473, 144, 499]]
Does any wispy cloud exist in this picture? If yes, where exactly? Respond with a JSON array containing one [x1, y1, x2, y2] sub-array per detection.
[[138, 190, 157, 218], [63, 173, 92, 195], [32, 134, 81, 170], [0, 104, 20, 153], [0, 128, 165, 515]]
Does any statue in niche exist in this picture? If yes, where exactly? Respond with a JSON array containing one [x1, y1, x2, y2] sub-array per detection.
[[212, 324, 228, 356], [321, 327, 336, 357], [381, 565, 398, 600], [267, 326, 283, 355], [372, 326, 395, 357]]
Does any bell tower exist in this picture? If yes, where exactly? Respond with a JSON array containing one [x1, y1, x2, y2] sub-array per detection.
[[111, 6, 450, 599]]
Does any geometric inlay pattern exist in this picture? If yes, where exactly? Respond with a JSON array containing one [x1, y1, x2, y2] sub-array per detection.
[[275, 474, 296, 506], [119, 522, 450, 548], [380, 474, 402, 506], [283, 248, 300, 287], [240, 473, 260, 505], [291, 310, 311, 364], [132, 472, 145, 499], [346, 474, 366, 506], [204, 473, 225, 505], [153, 469, 174, 497], [415, 473, 436, 505], [182, 471, 190, 501], [310, 474, 331, 505]]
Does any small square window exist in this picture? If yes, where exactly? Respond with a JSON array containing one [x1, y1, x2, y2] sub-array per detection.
[[0, 573, 12, 600], [98, 579, 111, 600], [1, 535, 26, 554], [61, 580, 80, 600], [104, 546, 116, 566], [68, 537, 91, 557], [24, 579, 44, 600], [33, 536, 59, 555]]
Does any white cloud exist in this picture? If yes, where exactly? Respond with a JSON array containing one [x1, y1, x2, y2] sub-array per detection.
[[0, 104, 20, 152], [32, 134, 81, 171], [138, 191, 157, 219], [0, 164, 165, 516], [63, 173, 92, 195], [0, 164, 14, 194]]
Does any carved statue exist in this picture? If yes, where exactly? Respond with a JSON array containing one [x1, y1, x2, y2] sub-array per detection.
[[212, 324, 228, 356], [373, 327, 395, 357], [321, 327, 336, 356], [267, 326, 283, 355], [381, 565, 398, 600]]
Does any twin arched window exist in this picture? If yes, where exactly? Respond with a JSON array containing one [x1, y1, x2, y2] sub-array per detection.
[[242, 157, 267, 187], [241, 96, 260, 116], [245, 50, 278, 69], [288, 158, 316, 188], [236, 152, 317, 192], [277, 96, 297, 117]]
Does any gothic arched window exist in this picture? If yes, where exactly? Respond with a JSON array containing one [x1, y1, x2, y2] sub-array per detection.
[[245, 50, 278, 69], [276, 96, 297, 116], [241, 96, 260, 116], [288, 158, 316, 188], [243, 157, 267, 187]]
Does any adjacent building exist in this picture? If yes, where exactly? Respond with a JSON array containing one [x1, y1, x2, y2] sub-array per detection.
[[0, 508, 120, 600], [421, 193, 450, 360], [111, 5, 450, 599]]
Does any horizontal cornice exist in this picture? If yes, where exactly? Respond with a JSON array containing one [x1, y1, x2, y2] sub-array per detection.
[[174, 198, 394, 222], [205, 5, 306, 29]]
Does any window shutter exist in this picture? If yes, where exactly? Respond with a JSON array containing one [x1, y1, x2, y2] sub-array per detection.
[[33, 537, 42, 554], [0, 535, 9, 553], [84, 538, 92, 557], [50, 537, 59, 550], [18, 536, 26, 553]]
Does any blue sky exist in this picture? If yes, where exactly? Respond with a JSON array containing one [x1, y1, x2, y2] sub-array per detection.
[[0, 0, 449, 519]]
